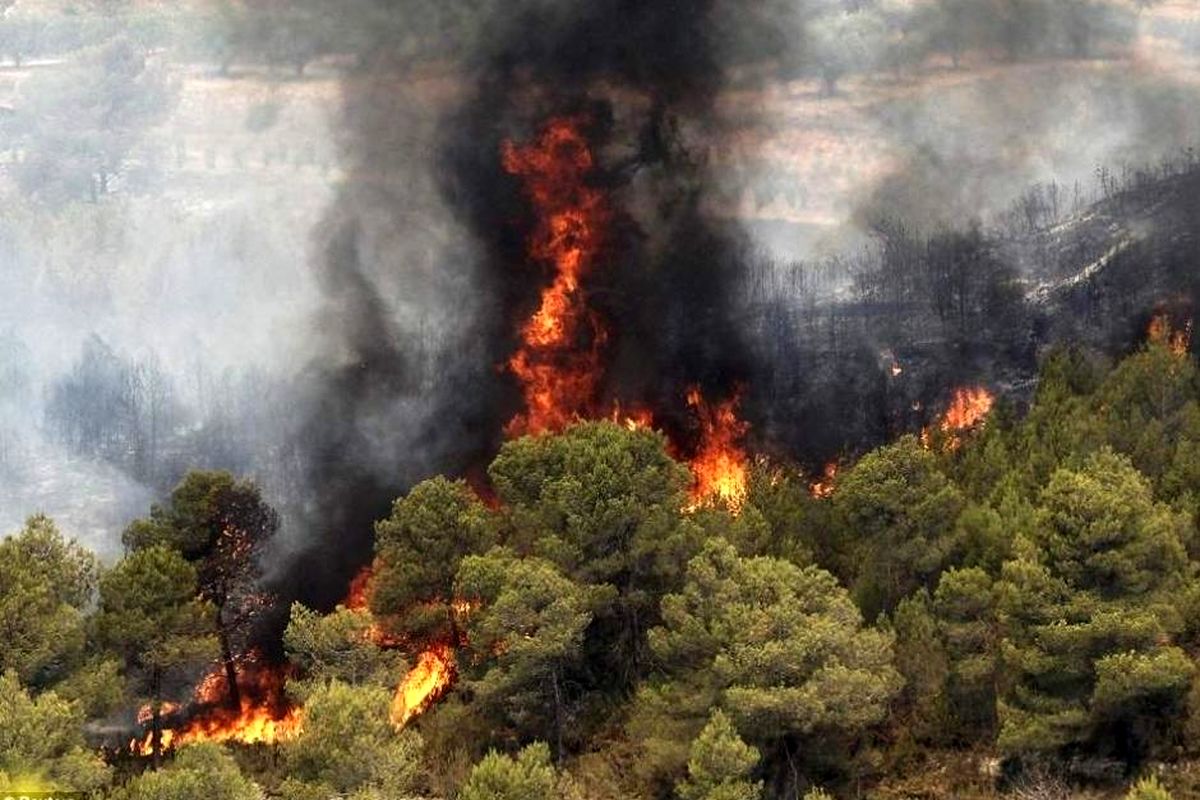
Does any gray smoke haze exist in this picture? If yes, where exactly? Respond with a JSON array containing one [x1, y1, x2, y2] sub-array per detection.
[[2, 0, 1200, 579]]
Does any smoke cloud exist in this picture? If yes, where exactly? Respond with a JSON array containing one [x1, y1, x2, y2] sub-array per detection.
[[3, 1, 1200, 623]]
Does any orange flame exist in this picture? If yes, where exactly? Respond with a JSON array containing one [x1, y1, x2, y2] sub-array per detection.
[[130, 654, 302, 755], [340, 563, 478, 730], [685, 388, 750, 513], [344, 564, 374, 611], [921, 387, 995, 450], [389, 643, 456, 730], [610, 400, 654, 432], [939, 387, 995, 432], [810, 462, 838, 499], [1149, 313, 1192, 357], [502, 116, 611, 436]]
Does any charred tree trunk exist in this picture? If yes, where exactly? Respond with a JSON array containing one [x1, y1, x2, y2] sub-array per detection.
[[150, 666, 163, 770], [217, 605, 241, 711]]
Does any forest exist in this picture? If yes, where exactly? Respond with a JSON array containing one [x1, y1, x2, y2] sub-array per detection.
[[6, 330, 1200, 799], [6, 2, 1200, 800]]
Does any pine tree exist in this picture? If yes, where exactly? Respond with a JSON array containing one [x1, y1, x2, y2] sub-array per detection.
[[459, 743, 558, 800], [997, 450, 1195, 759], [676, 710, 762, 800]]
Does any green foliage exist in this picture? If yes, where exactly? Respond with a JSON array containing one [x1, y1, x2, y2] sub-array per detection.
[[996, 451, 1194, 758], [1094, 342, 1198, 485], [282, 679, 423, 797], [459, 743, 558, 800], [455, 548, 612, 753], [0, 515, 97, 687], [95, 545, 216, 672], [676, 710, 762, 800], [94, 544, 216, 764], [743, 461, 826, 564], [110, 742, 258, 800], [890, 591, 950, 743], [52, 656, 126, 719], [649, 537, 900, 785], [124, 470, 277, 561], [933, 568, 1000, 738], [487, 422, 698, 692], [9, 340, 1200, 796], [122, 470, 278, 619], [1035, 449, 1189, 597], [284, 603, 403, 687], [488, 421, 692, 584], [833, 435, 965, 618], [371, 476, 494, 641], [0, 670, 110, 792], [890, 566, 1003, 747], [1125, 774, 1174, 800], [122, 470, 278, 713]]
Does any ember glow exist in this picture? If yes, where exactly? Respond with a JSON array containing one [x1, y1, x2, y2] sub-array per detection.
[[130, 655, 302, 756], [1148, 313, 1192, 357], [685, 388, 750, 512], [344, 562, 375, 611], [503, 116, 612, 436], [389, 643, 456, 730], [810, 462, 839, 499]]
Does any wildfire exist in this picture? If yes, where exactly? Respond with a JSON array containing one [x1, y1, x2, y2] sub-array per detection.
[[685, 388, 750, 513], [337, 567, 475, 730], [1148, 313, 1192, 357], [922, 386, 995, 450], [610, 400, 654, 432], [344, 563, 374, 611], [389, 643, 456, 730], [940, 387, 995, 432], [502, 116, 612, 436], [810, 462, 839, 499], [130, 654, 302, 756]]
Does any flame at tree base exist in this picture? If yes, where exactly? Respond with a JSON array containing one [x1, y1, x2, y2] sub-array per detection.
[[685, 388, 750, 513], [130, 703, 304, 755], [129, 655, 303, 756], [390, 644, 456, 730]]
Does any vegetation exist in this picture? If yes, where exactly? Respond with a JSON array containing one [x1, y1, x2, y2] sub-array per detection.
[[6, 335, 1200, 797]]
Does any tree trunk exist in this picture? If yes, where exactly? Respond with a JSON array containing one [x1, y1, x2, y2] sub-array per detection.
[[551, 667, 564, 763], [218, 607, 242, 711], [151, 667, 163, 770]]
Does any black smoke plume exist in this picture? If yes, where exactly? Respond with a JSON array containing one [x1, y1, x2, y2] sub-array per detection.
[[270, 0, 757, 620]]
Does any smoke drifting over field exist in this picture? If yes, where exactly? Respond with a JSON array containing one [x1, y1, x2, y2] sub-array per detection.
[[3, 0, 1200, 609]]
